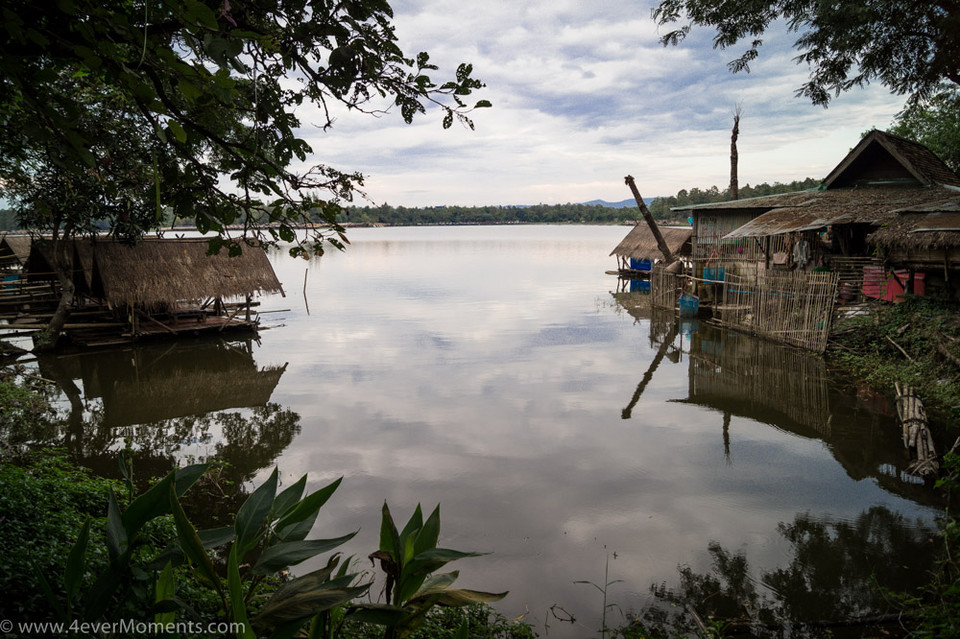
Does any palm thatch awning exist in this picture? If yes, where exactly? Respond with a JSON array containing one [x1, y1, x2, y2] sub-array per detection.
[[610, 225, 692, 261], [92, 239, 282, 308], [27, 238, 283, 308], [868, 197, 960, 251]]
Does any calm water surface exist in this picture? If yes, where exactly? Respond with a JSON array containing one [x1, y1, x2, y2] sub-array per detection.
[[38, 225, 944, 636]]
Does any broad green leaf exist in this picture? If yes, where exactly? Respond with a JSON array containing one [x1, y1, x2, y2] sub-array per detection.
[[416, 571, 458, 594], [414, 588, 508, 607], [346, 603, 405, 626], [274, 476, 342, 541], [253, 585, 369, 630], [379, 501, 401, 558], [235, 467, 279, 555], [414, 505, 440, 557], [454, 620, 470, 639], [271, 474, 307, 520], [228, 545, 255, 639], [252, 532, 358, 575], [154, 561, 176, 625], [35, 564, 67, 622], [122, 464, 207, 538], [65, 519, 90, 602], [265, 555, 341, 603], [399, 504, 423, 548], [106, 488, 127, 563], [168, 120, 187, 144], [169, 483, 222, 597], [198, 526, 235, 549]]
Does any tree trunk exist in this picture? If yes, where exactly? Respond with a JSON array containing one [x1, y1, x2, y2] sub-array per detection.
[[33, 238, 75, 352], [730, 104, 742, 201]]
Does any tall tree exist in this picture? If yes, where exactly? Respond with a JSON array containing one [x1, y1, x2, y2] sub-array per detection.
[[0, 0, 488, 347], [652, 0, 960, 106]]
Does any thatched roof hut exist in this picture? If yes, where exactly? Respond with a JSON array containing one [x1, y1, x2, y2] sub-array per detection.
[[27, 237, 283, 309], [0, 234, 31, 268], [610, 225, 692, 262]]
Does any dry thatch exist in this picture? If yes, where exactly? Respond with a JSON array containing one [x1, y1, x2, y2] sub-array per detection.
[[610, 225, 692, 260], [868, 197, 960, 251], [0, 234, 31, 265], [94, 239, 282, 308], [27, 237, 283, 308]]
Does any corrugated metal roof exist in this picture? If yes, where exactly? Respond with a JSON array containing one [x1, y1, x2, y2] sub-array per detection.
[[722, 186, 960, 239]]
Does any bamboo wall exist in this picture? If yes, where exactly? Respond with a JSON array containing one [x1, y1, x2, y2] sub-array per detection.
[[651, 265, 680, 310], [717, 271, 840, 353]]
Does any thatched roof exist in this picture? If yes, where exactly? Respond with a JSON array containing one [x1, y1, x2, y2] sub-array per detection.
[[824, 130, 960, 189], [724, 185, 960, 239], [28, 237, 283, 307], [0, 234, 31, 265], [868, 196, 960, 250], [610, 225, 692, 260]]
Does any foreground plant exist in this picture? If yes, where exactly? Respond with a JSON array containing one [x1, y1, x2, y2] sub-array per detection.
[[351, 503, 507, 639]]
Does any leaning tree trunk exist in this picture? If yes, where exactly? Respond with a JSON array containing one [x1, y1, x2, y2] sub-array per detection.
[[33, 237, 75, 352]]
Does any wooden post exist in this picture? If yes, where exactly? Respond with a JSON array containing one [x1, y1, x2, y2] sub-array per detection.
[[624, 175, 675, 265], [895, 383, 939, 477], [730, 104, 741, 200]]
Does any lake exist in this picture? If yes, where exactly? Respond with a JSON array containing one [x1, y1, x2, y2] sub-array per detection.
[[35, 224, 944, 636]]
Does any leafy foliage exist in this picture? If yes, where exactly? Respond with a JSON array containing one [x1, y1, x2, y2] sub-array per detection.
[[351, 503, 507, 639], [652, 0, 960, 105], [889, 84, 960, 173], [0, 0, 489, 256]]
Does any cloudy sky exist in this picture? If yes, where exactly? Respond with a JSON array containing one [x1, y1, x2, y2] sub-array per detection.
[[299, 0, 908, 207]]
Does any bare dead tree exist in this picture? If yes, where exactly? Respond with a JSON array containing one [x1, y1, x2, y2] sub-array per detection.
[[730, 103, 742, 201]]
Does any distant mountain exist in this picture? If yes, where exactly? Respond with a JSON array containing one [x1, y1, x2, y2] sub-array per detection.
[[583, 198, 655, 208]]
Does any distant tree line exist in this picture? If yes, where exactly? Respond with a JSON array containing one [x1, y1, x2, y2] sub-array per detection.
[[0, 178, 823, 232], [646, 177, 821, 219]]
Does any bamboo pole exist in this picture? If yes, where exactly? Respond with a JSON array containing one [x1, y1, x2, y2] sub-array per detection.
[[895, 383, 939, 477]]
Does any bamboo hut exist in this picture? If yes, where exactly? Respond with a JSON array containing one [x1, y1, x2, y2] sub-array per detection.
[[609, 225, 692, 275], [677, 131, 960, 290], [18, 237, 284, 345]]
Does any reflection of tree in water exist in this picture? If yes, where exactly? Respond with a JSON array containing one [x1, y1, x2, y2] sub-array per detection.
[[635, 507, 939, 638], [26, 339, 300, 520]]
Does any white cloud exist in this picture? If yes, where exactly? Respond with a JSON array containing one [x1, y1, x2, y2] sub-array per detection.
[[291, 1, 907, 206]]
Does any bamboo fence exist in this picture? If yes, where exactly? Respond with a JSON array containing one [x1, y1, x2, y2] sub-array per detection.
[[717, 270, 840, 353], [651, 264, 681, 310]]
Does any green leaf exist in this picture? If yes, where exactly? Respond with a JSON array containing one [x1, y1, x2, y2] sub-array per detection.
[[274, 476, 342, 542], [169, 483, 222, 597], [228, 545, 256, 639], [272, 474, 307, 520], [168, 120, 187, 144], [198, 526, 235, 549], [254, 585, 369, 631], [379, 501, 401, 559], [106, 488, 127, 563], [65, 519, 90, 602], [122, 464, 207, 538], [252, 532, 358, 575], [414, 588, 508, 607], [346, 603, 406, 626], [154, 562, 176, 625], [235, 467, 279, 555], [399, 504, 423, 547], [414, 505, 440, 557]]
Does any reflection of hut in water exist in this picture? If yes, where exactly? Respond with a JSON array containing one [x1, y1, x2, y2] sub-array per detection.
[[677, 325, 833, 438], [21, 238, 284, 346], [40, 338, 287, 428]]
